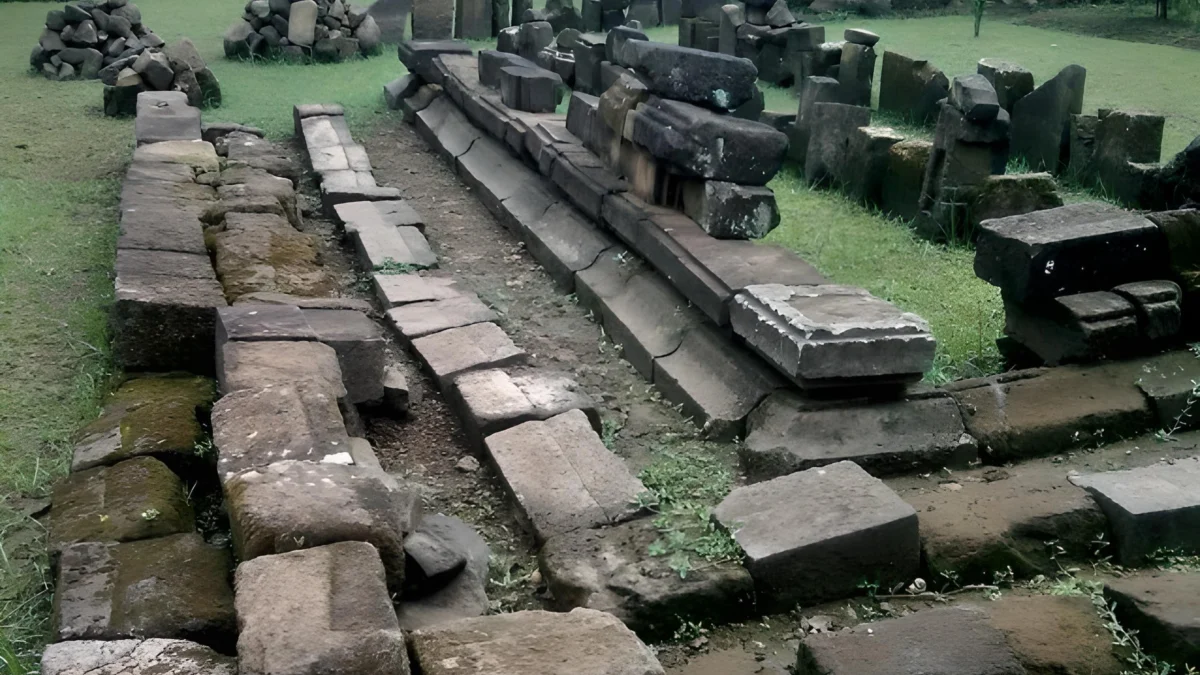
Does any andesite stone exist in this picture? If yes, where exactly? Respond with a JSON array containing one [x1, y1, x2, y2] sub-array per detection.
[[1010, 64, 1086, 173], [41, 639, 236, 675], [397, 513, 491, 630], [619, 39, 758, 111], [1104, 572, 1200, 669]]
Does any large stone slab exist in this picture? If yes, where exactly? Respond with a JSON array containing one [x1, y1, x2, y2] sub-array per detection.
[[730, 284, 935, 389], [796, 607, 1026, 675], [1070, 456, 1200, 564], [236, 541, 410, 675], [211, 212, 334, 302], [1105, 572, 1200, 669], [975, 202, 1163, 303], [449, 368, 599, 448], [408, 608, 665, 675], [483, 409, 646, 542], [48, 456, 194, 557], [386, 293, 497, 341], [713, 460, 919, 610], [53, 534, 236, 650], [539, 518, 754, 640], [803, 102, 872, 185], [399, 39, 474, 79], [619, 39, 757, 111], [411, 321, 528, 391], [1001, 290, 1139, 365], [335, 199, 425, 232], [983, 594, 1124, 675], [41, 639, 236, 675], [743, 391, 976, 479], [1011, 64, 1086, 173], [303, 308, 388, 404], [373, 273, 461, 308], [219, 340, 346, 401], [353, 222, 439, 271], [878, 50, 948, 124], [397, 513, 491, 630]]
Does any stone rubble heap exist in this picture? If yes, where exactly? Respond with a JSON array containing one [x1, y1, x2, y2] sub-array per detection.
[[30, 0, 162, 81], [223, 0, 383, 63], [101, 39, 222, 117]]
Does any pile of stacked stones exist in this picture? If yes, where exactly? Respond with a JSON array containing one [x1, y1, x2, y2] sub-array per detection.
[[223, 0, 383, 62], [101, 39, 222, 117], [30, 0, 163, 81], [715, 0, 826, 88], [495, 19, 649, 96]]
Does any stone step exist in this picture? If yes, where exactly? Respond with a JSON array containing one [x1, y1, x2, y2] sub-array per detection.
[[219, 340, 347, 402], [482, 409, 646, 542], [53, 534, 236, 650], [411, 321, 528, 391], [713, 460, 919, 610], [334, 199, 425, 233], [235, 542, 409, 674], [407, 608, 665, 675], [42, 639, 236, 675], [373, 273, 462, 308], [1105, 572, 1200, 669], [448, 367, 599, 449], [386, 292, 497, 341]]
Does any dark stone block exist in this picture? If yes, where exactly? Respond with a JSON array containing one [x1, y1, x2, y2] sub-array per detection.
[[398, 39, 474, 81], [1011, 64, 1086, 173], [499, 65, 563, 112], [619, 39, 757, 111]]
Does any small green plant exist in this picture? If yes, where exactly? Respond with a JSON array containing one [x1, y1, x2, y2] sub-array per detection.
[[672, 618, 708, 643], [374, 259, 421, 275], [193, 437, 215, 460], [600, 417, 624, 450]]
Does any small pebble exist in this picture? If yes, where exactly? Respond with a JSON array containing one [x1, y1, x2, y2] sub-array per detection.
[[456, 456, 481, 473]]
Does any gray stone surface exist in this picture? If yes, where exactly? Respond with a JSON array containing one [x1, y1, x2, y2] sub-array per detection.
[[1011, 64, 1086, 172], [303, 308, 387, 404], [950, 73, 1000, 122], [236, 541, 410, 675], [1071, 457, 1200, 564], [373, 273, 461, 307], [743, 391, 976, 479], [1135, 350, 1200, 432], [450, 368, 599, 447], [1105, 572, 1200, 669], [680, 180, 779, 239], [1002, 290, 1139, 365], [386, 293, 498, 340], [797, 607, 1027, 675], [411, 321, 528, 391], [730, 284, 935, 389], [353, 222, 438, 271], [483, 410, 646, 542], [878, 51, 948, 124], [1113, 279, 1182, 341], [408, 608, 665, 675], [134, 91, 202, 146], [219, 340, 347, 400], [398, 513, 491, 630], [713, 460, 919, 610], [803, 102, 872, 185], [41, 639, 236, 675], [620, 39, 757, 111], [977, 58, 1034, 112]]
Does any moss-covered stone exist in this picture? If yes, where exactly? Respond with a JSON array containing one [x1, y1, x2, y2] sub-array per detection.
[[72, 374, 215, 475], [48, 456, 195, 558], [210, 212, 336, 302]]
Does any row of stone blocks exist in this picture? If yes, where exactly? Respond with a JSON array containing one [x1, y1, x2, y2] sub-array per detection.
[[294, 102, 404, 217]]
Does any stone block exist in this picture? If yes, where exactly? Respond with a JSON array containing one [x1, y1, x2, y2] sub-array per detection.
[[499, 65, 563, 112], [619, 39, 757, 111], [1002, 290, 1139, 365], [950, 73, 1000, 123], [368, 0, 412, 43], [803, 101, 872, 185], [456, 0, 494, 39], [41, 639, 236, 675], [134, 91, 201, 146], [1011, 64, 1086, 173], [479, 49, 536, 87], [598, 72, 649, 134], [969, 172, 1063, 227], [410, 0, 456, 39], [411, 322, 528, 391], [730, 284, 935, 389], [398, 39, 474, 79], [977, 57, 1034, 112], [679, 180, 779, 239], [1134, 350, 1200, 432], [211, 212, 334, 302], [742, 391, 976, 480], [335, 199, 425, 232], [449, 368, 599, 447], [386, 293, 498, 341], [354, 223, 439, 271], [53, 534, 236, 650], [975, 203, 1164, 303], [549, 149, 628, 220], [48, 457, 194, 557], [837, 42, 875, 107], [288, 0, 319, 45], [236, 542, 410, 675], [880, 139, 931, 221], [1105, 572, 1200, 669], [797, 607, 1026, 675], [787, 75, 843, 165], [482, 410, 645, 542], [219, 340, 346, 403], [225, 460, 420, 589], [714, 460, 919, 610], [385, 74, 422, 110], [539, 518, 754, 640], [303, 308, 387, 404], [1070, 457, 1200, 564], [397, 514, 491, 630], [842, 125, 906, 206], [1094, 109, 1166, 192]]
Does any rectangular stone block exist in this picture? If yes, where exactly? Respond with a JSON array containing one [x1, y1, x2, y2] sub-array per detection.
[[134, 91, 202, 146], [522, 200, 617, 292], [303, 308, 387, 404], [1002, 290, 1139, 365], [411, 321, 528, 391], [236, 542, 410, 675], [354, 222, 439, 271], [41, 639, 236, 675], [219, 340, 347, 401], [386, 293, 498, 341], [335, 199, 425, 233], [680, 180, 780, 239], [456, 0, 493, 39], [1104, 573, 1200, 669], [410, 1, 456, 40], [803, 102, 872, 185], [713, 460, 919, 610], [730, 284, 936, 389], [449, 368, 599, 448], [374, 274, 462, 308], [483, 410, 645, 542]]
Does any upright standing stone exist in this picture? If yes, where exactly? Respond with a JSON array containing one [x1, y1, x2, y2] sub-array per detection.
[[288, 0, 319, 46], [877, 50, 948, 124], [412, 0, 456, 39], [368, 0, 414, 42], [456, 0, 493, 39], [1010, 64, 1086, 173], [977, 58, 1034, 112]]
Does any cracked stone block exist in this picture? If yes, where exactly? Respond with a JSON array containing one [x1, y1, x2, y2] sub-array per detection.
[[522, 200, 617, 291], [619, 39, 756, 111], [499, 65, 564, 112], [211, 383, 350, 481], [386, 293, 498, 341], [353, 223, 439, 271], [398, 513, 491, 630], [408, 608, 665, 675], [730, 284, 936, 389], [459, 133, 542, 218], [975, 203, 1164, 303], [539, 517, 754, 640], [1002, 290, 1139, 365], [947, 363, 1154, 462], [41, 639, 236, 675], [303, 309, 387, 404], [71, 374, 213, 474], [483, 410, 646, 542], [743, 391, 976, 480], [113, 249, 225, 374], [48, 456, 194, 557], [411, 322, 528, 391], [236, 541, 410, 675], [373, 274, 461, 308], [225, 460, 420, 590], [714, 460, 919, 610], [53, 534, 236, 650], [450, 368, 599, 448], [797, 607, 1026, 675], [1070, 457, 1200, 564], [219, 340, 346, 401], [335, 199, 425, 233], [549, 149, 628, 221], [1105, 572, 1200, 669], [1113, 280, 1182, 341]]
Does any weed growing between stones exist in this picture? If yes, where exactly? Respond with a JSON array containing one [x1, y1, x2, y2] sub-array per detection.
[[638, 447, 743, 578], [374, 259, 422, 275]]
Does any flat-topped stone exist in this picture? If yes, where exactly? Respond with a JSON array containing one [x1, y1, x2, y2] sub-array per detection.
[[1070, 456, 1200, 564], [386, 293, 498, 341], [450, 368, 599, 447], [975, 202, 1162, 303], [619, 40, 757, 111], [236, 541, 409, 675], [399, 40, 475, 81], [1001, 290, 1139, 365], [354, 223, 438, 271], [373, 273, 461, 308], [335, 199, 425, 232], [132, 140, 220, 173], [713, 460, 919, 610], [302, 308, 387, 404], [225, 460, 420, 590], [219, 340, 346, 400], [483, 409, 646, 542], [411, 322, 528, 391], [53, 534, 236, 650], [1105, 572, 1200, 669], [397, 513, 491, 630], [797, 607, 1026, 675], [730, 284, 936, 389], [135, 91, 202, 146], [743, 391, 976, 479], [41, 639, 236, 675], [408, 608, 665, 675]]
